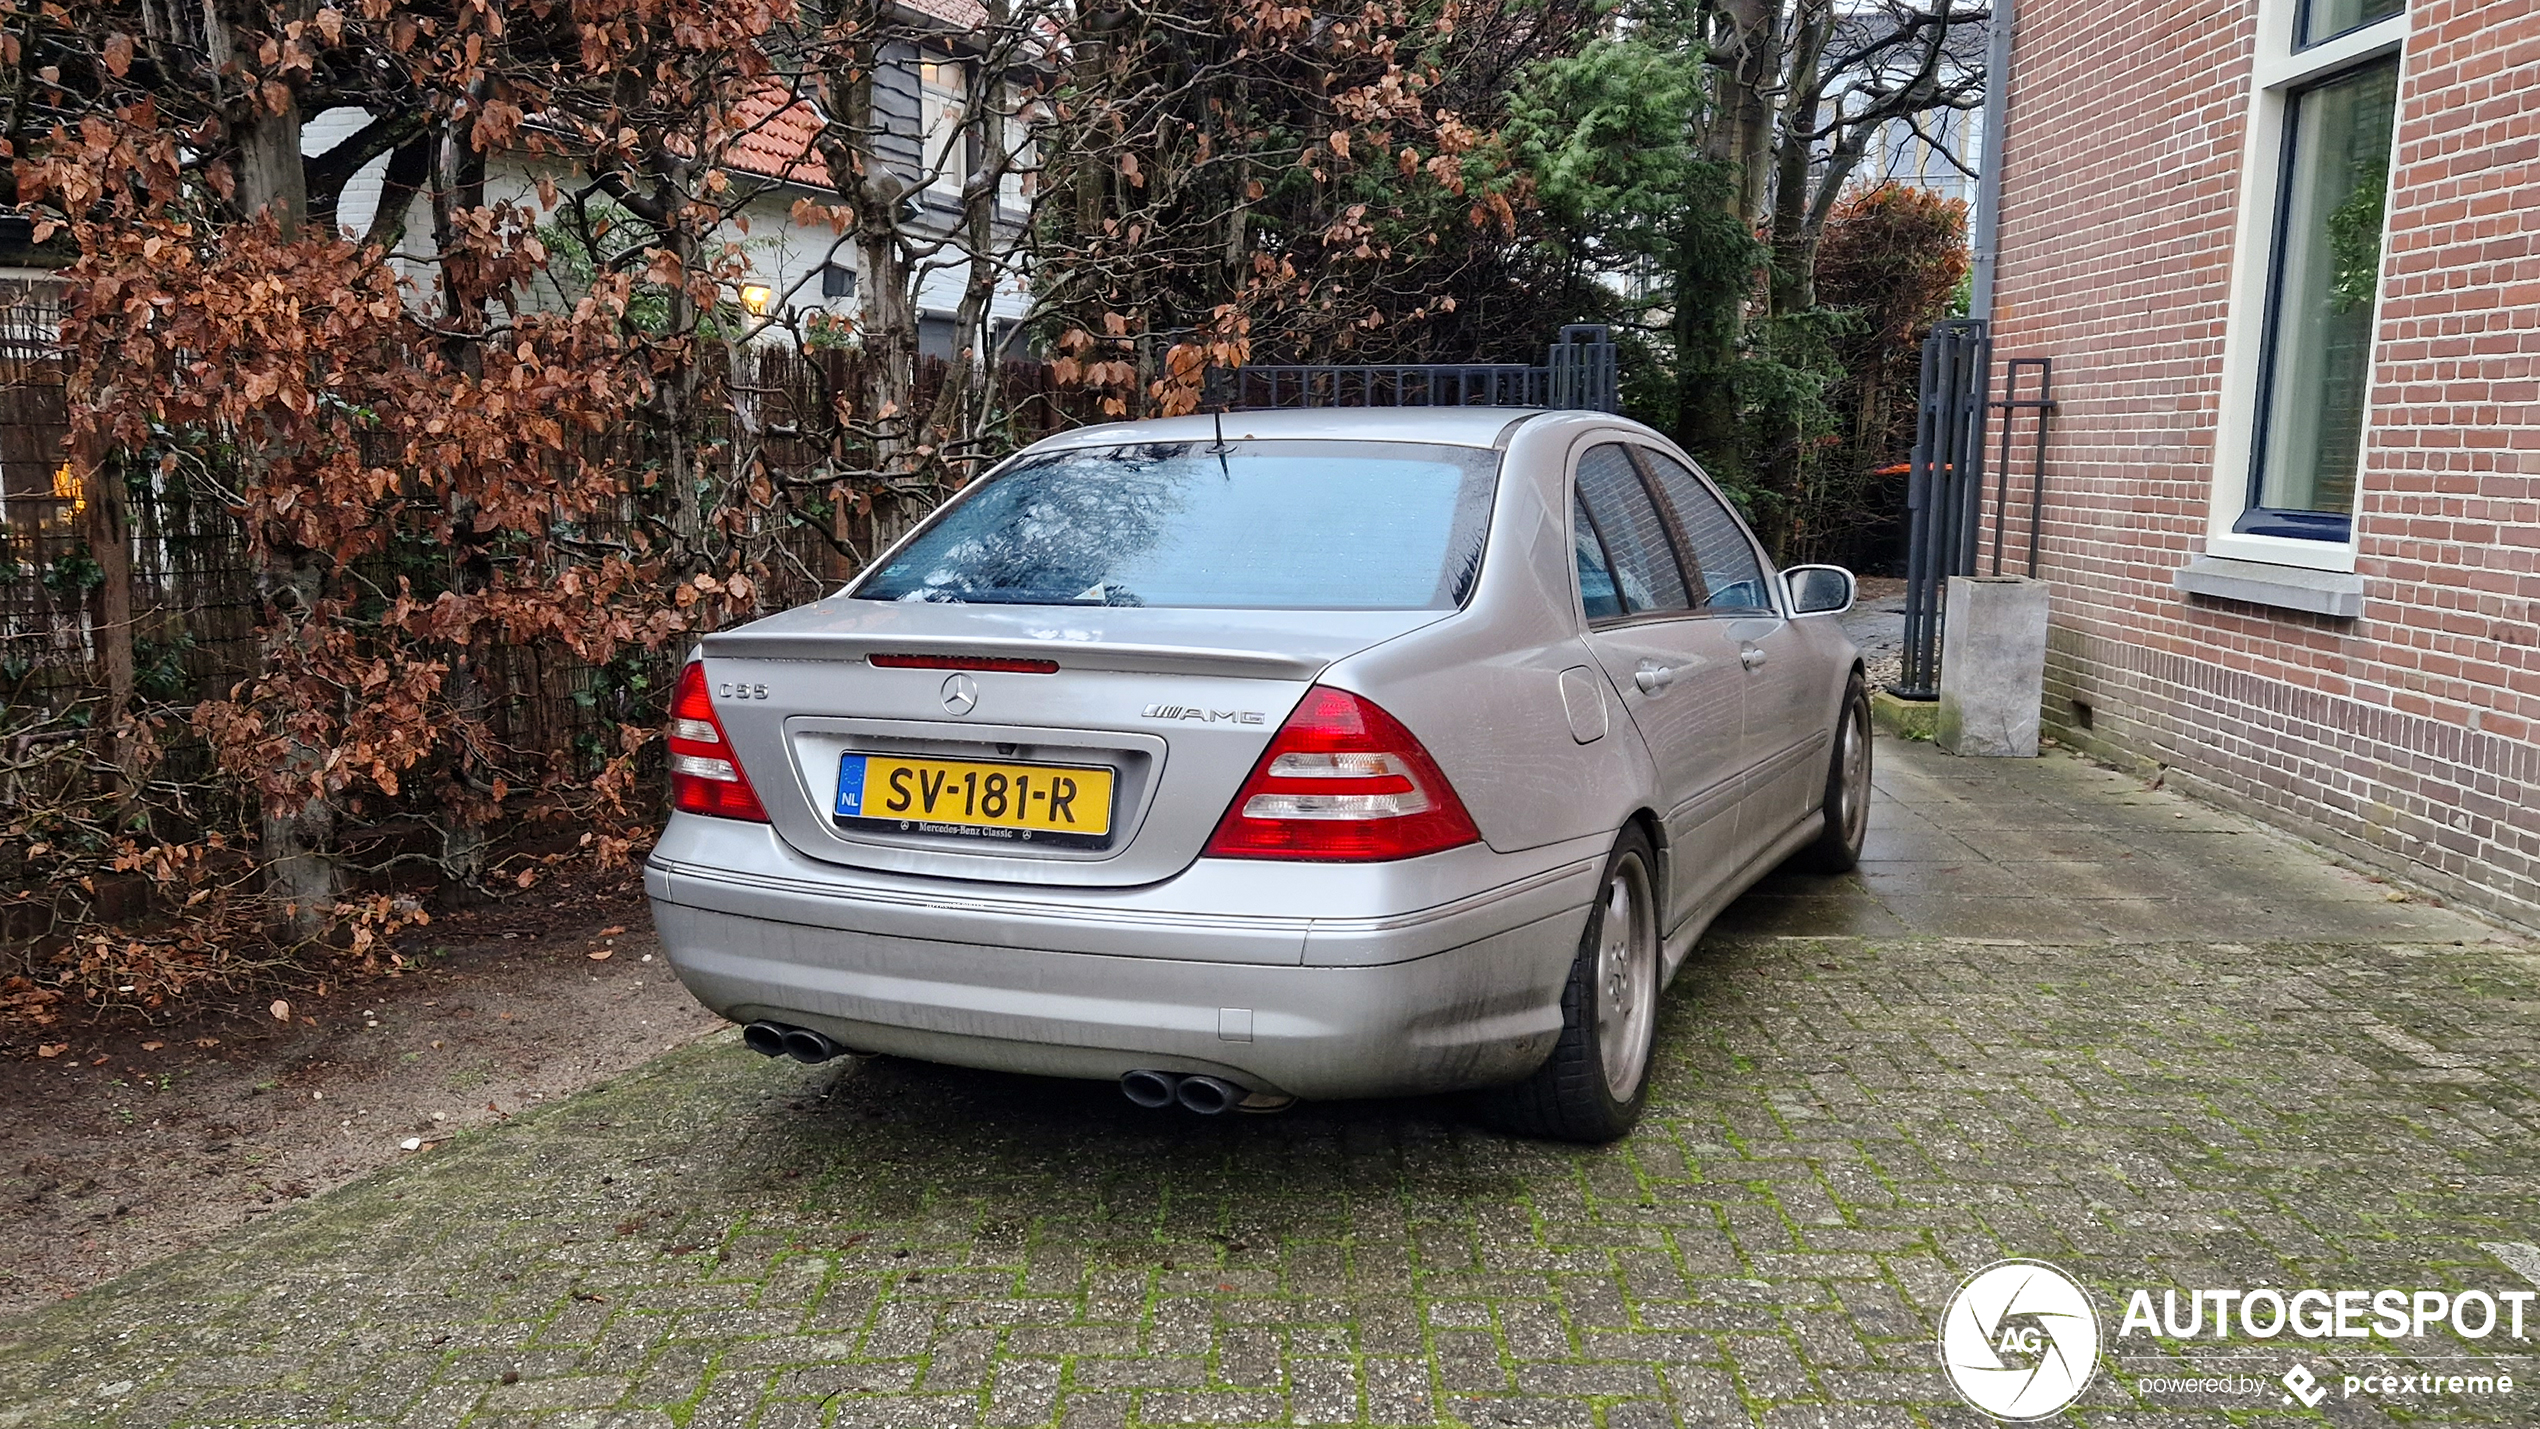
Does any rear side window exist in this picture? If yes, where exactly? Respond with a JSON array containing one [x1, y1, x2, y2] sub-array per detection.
[[1573, 444, 1689, 618], [1573, 495, 1624, 621], [1636, 449, 1774, 614], [854, 440, 1498, 609]]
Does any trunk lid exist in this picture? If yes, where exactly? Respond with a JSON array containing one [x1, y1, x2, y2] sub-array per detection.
[[697, 597, 1452, 886]]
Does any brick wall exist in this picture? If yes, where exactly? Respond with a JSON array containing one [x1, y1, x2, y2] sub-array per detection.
[[1990, 0, 2540, 927]]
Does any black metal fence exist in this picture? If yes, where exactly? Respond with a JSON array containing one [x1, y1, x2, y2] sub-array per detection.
[[1891, 321, 2060, 700], [1207, 324, 1620, 414], [1894, 319, 1992, 699]]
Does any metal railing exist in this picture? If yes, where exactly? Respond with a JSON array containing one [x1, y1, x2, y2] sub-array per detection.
[[1987, 357, 2057, 577], [1207, 324, 1619, 414]]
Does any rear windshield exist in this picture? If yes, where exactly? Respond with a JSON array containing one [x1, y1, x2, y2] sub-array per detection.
[[853, 440, 1499, 610]]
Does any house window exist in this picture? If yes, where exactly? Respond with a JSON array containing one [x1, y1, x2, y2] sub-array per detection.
[[2200, 0, 2406, 569], [820, 263, 856, 300], [920, 59, 968, 199], [2300, 0, 2402, 46], [999, 101, 1039, 214], [2241, 57, 2399, 541]]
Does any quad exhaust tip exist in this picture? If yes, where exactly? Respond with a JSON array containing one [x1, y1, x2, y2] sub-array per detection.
[[742, 1020, 852, 1064], [743, 1034, 1276, 1109], [1120, 1070, 1293, 1116], [782, 1028, 844, 1064], [1175, 1075, 1242, 1116]]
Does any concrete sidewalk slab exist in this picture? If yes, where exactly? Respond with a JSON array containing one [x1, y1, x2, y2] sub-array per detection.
[[1715, 739, 2500, 946], [1, 738, 2533, 1429]]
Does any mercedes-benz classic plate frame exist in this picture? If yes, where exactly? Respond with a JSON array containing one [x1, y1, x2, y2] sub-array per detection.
[[834, 752, 1117, 849]]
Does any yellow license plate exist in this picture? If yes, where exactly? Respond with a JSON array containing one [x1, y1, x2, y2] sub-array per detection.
[[834, 753, 1115, 846]]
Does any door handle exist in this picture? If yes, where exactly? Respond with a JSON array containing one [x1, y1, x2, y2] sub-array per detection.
[[1633, 663, 1676, 694], [1739, 647, 1768, 670]]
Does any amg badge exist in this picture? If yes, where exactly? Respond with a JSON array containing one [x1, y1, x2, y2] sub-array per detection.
[[1141, 704, 1267, 725]]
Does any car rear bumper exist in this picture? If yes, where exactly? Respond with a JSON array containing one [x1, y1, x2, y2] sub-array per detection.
[[645, 831, 1602, 1099]]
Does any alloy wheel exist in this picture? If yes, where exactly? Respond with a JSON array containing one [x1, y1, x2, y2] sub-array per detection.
[[1837, 702, 1870, 849], [1594, 852, 1658, 1102]]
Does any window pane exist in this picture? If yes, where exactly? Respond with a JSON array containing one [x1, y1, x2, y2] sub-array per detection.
[[1574, 445, 1690, 615], [855, 442, 1497, 609], [2249, 58, 2398, 532], [1635, 450, 1774, 613], [1573, 495, 1625, 621], [2299, 0, 2402, 48], [920, 60, 968, 196]]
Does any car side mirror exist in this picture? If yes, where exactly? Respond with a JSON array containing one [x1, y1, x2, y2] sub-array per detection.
[[1783, 564, 1855, 616]]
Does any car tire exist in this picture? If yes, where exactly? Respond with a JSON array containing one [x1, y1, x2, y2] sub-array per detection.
[[1488, 826, 1661, 1143], [1795, 672, 1872, 873]]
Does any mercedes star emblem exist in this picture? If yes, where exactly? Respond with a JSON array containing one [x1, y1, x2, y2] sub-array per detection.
[[940, 673, 979, 716]]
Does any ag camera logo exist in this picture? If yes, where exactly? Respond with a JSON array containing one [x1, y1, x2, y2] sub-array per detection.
[[1939, 1259, 2102, 1420]]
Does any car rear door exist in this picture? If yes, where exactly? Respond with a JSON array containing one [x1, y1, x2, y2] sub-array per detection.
[[1568, 443, 1748, 934], [1633, 448, 1825, 851]]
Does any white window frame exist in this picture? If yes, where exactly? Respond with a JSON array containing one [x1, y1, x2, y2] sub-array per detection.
[[997, 92, 1041, 218], [2201, 0, 2409, 574], [919, 58, 969, 202]]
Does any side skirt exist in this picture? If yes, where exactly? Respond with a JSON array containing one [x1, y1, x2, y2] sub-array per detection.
[[1657, 810, 1829, 988]]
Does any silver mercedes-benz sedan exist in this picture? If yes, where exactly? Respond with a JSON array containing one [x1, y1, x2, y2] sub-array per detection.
[[646, 407, 1867, 1140]]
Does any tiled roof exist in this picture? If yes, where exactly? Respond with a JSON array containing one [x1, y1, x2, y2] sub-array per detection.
[[725, 85, 834, 189], [905, 0, 988, 27]]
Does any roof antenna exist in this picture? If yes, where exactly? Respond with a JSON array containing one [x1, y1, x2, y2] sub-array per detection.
[[1208, 407, 1234, 478]]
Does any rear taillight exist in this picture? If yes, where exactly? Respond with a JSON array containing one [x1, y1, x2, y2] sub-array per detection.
[[667, 661, 768, 822], [1203, 685, 1481, 861]]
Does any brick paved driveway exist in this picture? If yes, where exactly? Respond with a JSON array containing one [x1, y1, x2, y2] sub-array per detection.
[[5, 740, 2538, 1429]]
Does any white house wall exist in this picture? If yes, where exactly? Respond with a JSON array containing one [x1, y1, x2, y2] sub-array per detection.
[[303, 107, 1027, 347]]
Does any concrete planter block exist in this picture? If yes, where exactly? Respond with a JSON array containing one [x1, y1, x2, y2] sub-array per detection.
[[1936, 575, 2049, 757]]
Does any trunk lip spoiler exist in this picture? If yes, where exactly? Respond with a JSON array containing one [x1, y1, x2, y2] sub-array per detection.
[[696, 632, 1330, 683]]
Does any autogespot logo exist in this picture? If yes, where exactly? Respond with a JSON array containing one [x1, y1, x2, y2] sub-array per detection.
[[1939, 1259, 2103, 1421]]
